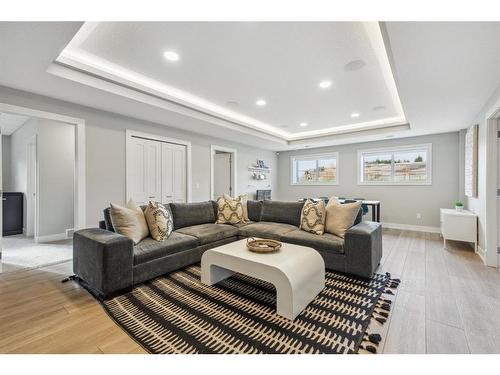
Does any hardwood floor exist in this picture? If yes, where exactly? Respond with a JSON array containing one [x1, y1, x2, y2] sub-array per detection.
[[0, 229, 498, 354]]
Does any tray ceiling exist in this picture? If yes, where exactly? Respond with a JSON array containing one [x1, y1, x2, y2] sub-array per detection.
[[54, 22, 407, 141]]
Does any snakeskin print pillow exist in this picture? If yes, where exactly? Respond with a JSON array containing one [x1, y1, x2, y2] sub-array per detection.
[[223, 194, 249, 222], [216, 196, 244, 224], [300, 199, 326, 235], [144, 201, 173, 241]]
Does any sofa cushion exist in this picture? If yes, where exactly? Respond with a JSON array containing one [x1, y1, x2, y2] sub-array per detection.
[[354, 208, 362, 225], [103, 207, 115, 232], [170, 201, 216, 230], [282, 229, 344, 254], [133, 232, 198, 265], [175, 223, 238, 245], [232, 221, 254, 228], [237, 221, 298, 240], [260, 200, 304, 227], [247, 200, 263, 222]]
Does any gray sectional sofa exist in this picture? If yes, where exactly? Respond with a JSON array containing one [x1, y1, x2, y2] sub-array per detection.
[[73, 200, 382, 298]]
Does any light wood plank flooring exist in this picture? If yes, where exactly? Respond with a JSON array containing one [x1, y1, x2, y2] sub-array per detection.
[[0, 229, 498, 354]]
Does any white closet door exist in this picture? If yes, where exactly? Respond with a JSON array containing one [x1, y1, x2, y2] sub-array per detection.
[[172, 145, 187, 202], [129, 137, 161, 205], [161, 143, 187, 203]]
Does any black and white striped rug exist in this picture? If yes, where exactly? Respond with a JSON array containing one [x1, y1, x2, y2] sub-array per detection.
[[102, 265, 399, 354]]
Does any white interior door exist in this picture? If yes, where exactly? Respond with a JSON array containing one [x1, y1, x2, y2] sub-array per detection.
[[128, 137, 161, 205], [213, 152, 232, 199], [162, 143, 187, 203]]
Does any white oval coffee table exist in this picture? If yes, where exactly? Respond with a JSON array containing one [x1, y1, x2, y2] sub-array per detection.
[[201, 239, 325, 320]]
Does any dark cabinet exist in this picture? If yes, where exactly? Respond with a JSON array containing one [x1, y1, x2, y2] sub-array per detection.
[[2, 192, 23, 236]]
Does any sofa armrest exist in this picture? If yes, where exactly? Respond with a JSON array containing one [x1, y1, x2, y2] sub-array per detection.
[[73, 228, 134, 298], [344, 221, 383, 278]]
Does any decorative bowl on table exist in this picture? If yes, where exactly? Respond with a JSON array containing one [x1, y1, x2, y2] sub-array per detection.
[[246, 238, 282, 253]]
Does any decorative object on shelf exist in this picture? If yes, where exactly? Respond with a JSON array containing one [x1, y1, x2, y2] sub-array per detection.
[[464, 124, 478, 197], [252, 159, 270, 169], [255, 159, 269, 169], [251, 171, 267, 180], [246, 237, 282, 253], [455, 201, 464, 212], [248, 161, 271, 181]]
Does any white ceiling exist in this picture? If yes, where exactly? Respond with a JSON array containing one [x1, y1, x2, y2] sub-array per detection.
[[0, 112, 30, 135], [58, 22, 405, 139], [0, 22, 499, 150]]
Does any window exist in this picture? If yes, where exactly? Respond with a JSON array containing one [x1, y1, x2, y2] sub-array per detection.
[[291, 153, 339, 185], [358, 144, 432, 185]]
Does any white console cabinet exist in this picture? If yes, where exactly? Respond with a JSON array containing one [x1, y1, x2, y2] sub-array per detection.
[[440, 208, 478, 252]]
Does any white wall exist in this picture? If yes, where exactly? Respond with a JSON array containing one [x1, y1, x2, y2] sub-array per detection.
[[277, 132, 461, 228], [36, 119, 75, 237], [9, 118, 38, 229], [466, 84, 500, 261], [1, 134, 12, 191], [0, 86, 278, 227]]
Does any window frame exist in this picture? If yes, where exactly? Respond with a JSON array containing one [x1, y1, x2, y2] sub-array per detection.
[[290, 152, 340, 186], [357, 143, 432, 186]]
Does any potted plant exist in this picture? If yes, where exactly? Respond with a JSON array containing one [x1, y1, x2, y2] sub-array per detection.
[[455, 201, 464, 212]]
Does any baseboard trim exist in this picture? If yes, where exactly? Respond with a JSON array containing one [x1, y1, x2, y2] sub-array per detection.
[[382, 222, 441, 234], [35, 233, 67, 243], [477, 245, 486, 263]]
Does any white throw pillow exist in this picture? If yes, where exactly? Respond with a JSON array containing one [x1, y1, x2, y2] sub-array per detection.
[[325, 198, 362, 238], [110, 198, 149, 244]]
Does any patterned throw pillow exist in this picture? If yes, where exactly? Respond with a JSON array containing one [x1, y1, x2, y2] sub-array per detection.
[[216, 196, 244, 224], [144, 201, 173, 241], [300, 199, 326, 235], [223, 194, 249, 222]]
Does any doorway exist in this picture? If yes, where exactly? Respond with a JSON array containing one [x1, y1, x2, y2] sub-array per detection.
[[0, 103, 85, 273], [211, 145, 237, 200]]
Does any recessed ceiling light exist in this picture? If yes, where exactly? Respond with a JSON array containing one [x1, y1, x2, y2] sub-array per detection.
[[386, 135, 395, 138], [351, 113, 360, 118], [163, 51, 180, 62], [255, 99, 267, 107], [372, 105, 386, 111], [319, 80, 332, 89], [226, 100, 239, 107], [299, 122, 308, 127]]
